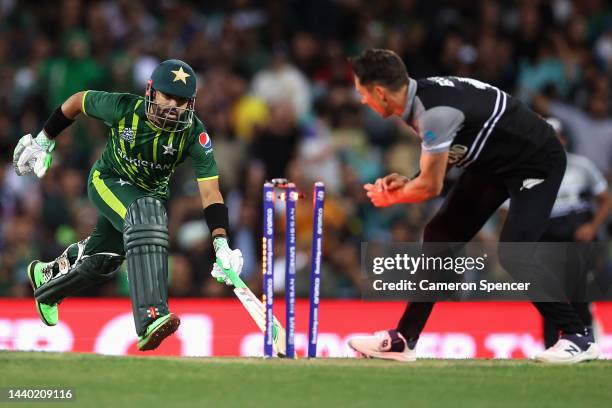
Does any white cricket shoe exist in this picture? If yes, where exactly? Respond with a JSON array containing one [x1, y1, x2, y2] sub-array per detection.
[[348, 329, 417, 362], [535, 330, 600, 364]]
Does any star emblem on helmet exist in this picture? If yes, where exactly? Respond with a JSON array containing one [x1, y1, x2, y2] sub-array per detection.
[[162, 141, 177, 155], [171, 66, 190, 84]]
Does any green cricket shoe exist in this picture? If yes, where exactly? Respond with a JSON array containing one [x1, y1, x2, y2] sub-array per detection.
[[27, 260, 59, 326], [137, 313, 181, 351]]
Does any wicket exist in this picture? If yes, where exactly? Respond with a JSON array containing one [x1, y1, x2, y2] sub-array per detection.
[[262, 179, 325, 358]]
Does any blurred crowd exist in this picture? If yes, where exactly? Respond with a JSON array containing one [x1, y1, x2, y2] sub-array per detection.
[[0, 0, 611, 299]]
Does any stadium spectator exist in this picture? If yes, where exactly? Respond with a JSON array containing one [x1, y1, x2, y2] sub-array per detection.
[[533, 91, 612, 181]]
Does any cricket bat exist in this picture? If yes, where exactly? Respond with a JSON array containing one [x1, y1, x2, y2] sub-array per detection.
[[216, 261, 287, 357]]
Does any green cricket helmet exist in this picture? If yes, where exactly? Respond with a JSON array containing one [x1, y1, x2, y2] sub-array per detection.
[[145, 59, 197, 132]]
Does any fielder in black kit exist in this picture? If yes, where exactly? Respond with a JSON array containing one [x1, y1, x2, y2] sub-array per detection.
[[347, 49, 599, 363]]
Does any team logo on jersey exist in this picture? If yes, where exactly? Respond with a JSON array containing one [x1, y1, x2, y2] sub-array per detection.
[[199, 132, 212, 149], [162, 141, 177, 156], [448, 144, 468, 165], [120, 128, 135, 143], [520, 178, 545, 191]]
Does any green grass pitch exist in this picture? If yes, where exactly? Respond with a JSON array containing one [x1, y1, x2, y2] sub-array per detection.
[[1, 351, 610, 407]]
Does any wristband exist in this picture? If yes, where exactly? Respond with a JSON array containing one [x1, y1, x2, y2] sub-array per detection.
[[204, 203, 229, 235], [43, 106, 75, 139]]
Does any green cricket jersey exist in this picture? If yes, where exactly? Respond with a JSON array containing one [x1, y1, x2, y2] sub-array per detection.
[[82, 90, 218, 199]]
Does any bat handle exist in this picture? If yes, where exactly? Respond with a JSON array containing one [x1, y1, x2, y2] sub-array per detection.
[[215, 259, 247, 289]]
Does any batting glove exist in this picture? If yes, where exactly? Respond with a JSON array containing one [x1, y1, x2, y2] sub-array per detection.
[[13, 131, 55, 178], [212, 236, 243, 286]]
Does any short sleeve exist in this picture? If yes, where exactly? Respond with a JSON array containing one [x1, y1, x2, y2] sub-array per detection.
[[417, 106, 465, 153], [82, 91, 129, 126], [188, 123, 219, 181], [582, 157, 608, 195]]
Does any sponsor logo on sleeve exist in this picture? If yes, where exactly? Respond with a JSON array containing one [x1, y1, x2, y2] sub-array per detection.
[[423, 130, 437, 145], [448, 144, 468, 165], [199, 132, 212, 149]]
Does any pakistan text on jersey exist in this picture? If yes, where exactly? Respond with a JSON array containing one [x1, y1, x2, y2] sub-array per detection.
[[116, 147, 174, 171]]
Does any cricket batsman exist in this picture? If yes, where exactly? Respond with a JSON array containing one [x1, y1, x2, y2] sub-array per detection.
[[13, 59, 243, 351], [347, 49, 599, 363]]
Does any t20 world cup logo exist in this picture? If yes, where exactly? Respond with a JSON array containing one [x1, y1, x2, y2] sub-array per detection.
[[120, 128, 135, 143]]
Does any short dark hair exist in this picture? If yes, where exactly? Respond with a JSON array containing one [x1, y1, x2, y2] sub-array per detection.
[[349, 49, 409, 90]]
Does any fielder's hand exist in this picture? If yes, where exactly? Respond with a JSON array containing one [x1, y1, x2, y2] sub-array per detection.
[[363, 183, 406, 207], [364, 173, 411, 207], [13, 131, 55, 178], [382, 173, 410, 190], [212, 237, 243, 286]]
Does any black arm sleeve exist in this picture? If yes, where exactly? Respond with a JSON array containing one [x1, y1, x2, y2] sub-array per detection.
[[43, 106, 75, 139], [204, 203, 229, 237]]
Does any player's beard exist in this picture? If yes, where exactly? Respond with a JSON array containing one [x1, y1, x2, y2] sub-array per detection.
[[148, 104, 185, 130], [159, 107, 180, 122], [144, 92, 195, 132]]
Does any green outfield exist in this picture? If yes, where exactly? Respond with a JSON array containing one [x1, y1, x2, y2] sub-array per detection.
[[1, 351, 610, 408]]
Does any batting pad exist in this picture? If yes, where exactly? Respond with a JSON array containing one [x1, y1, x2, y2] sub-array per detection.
[[124, 197, 170, 336]]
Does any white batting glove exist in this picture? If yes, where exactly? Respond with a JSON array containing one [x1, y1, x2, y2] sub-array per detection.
[[13, 131, 55, 178], [212, 236, 243, 286], [211, 263, 233, 286]]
